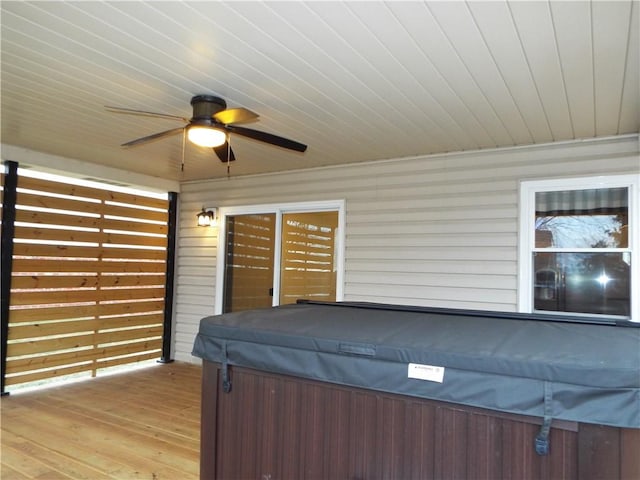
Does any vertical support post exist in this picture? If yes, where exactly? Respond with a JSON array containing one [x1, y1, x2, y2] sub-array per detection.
[[1, 161, 18, 395], [159, 191, 178, 363]]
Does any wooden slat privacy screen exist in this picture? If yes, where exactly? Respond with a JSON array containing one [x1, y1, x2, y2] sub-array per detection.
[[3, 171, 170, 389]]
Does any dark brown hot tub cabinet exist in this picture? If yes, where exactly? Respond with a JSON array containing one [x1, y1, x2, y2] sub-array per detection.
[[193, 301, 640, 480]]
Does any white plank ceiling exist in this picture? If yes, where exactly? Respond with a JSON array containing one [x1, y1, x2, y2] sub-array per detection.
[[1, 1, 638, 182]]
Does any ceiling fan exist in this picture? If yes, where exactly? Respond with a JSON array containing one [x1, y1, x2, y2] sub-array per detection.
[[105, 95, 307, 164]]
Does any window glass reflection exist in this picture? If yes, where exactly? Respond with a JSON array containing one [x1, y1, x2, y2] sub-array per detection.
[[535, 187, 628, 249], [535, 215, 628, 248], [533, 252, 631, 317]]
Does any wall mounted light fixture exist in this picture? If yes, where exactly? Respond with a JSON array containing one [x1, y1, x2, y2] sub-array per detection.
[[197, 207, 217, 227]]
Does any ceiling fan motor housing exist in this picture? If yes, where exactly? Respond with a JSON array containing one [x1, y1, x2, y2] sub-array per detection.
[[190, 95, 226, 126]]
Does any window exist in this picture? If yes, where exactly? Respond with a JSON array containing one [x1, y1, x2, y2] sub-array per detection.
[[519, 175, 638, 321], [215, 201, 344, 314]]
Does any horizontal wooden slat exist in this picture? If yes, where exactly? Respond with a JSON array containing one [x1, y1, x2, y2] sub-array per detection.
[[102, 203, 168, 223], [12, 243, 100, 258], [98, 274, 166, 287], [16, 191, 104, 215], [228, 257, 273, 268], [6, 348, 93, 371], [17, 208, 99, 234], [226, 242, 274, 254], [12, 243, 166, 260], [99, 248, 167, 260], [10, 289, 99, 306], [96, 325, 164, 345], [4, 363, 95, 386], [8, 314, 164, 340], [281, 279, 334, 287], [98, 300, 165, 316], [92, 338, 163, 361], [6, 325, 163, 357], [105, 190, 168, 210], [9, 304, 97, 323], [97, 313, 165, 329], [10, 275, 99, 289], [11, 258, 166, 273], [95, 349, 162, 370], [5, 338, 163, 374], [283, 242, 333, 252], [101, 217, 168, 235], [102, 232, 167, 248], [8, 320, 94, 341], [14, 225, 103, 244], [17, 176, 168, 210], [7, 333, 98, 357], [10, 274, 163, 289], [16, 211, 165, 237], [8, 299, 164, 322], [9, 287, 165, 306], [18, 176, 109, 202], [98, 287, 165, 302], [282, 254, 333, 264], [14, 227, 167, 248], [227, 235, 274, 249]]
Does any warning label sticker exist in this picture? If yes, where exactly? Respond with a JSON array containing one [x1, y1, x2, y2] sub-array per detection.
[[408, 363, 445, 383]]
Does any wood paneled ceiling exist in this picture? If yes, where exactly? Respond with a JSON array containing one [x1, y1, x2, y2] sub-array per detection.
[[1, 1, 638, 182]]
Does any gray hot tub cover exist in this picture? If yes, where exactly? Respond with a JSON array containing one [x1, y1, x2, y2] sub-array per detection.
[[192, 301, 640, 429]]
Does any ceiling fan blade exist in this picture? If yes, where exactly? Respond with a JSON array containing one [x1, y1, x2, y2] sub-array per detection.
[[213, 107, 259, 125], [213, 142, 236, 163], [105, 105, 189, 122], [226, 125, 307, 152], [121, 127, 185, 147]]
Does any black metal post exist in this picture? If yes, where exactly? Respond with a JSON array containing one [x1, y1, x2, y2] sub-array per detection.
[[1, 161, 18, 395], [223, 215, 234, 313], [158, 191, 177, 363]]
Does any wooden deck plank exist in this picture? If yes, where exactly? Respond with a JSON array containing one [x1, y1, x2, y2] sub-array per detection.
[[1, 429, 111, 480], [0, 443, 74, 479], [1, 362, 201, 480], [1, 462, 31, 480], [2, 415, 138, 479], [7, 398, 199, 474]]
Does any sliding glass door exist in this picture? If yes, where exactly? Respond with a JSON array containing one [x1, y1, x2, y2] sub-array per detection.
[[219, 203, 343, 314]]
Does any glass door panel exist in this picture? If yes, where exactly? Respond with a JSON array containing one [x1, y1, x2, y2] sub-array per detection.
[[223, 213, 276, 313], [279, 211, 338, 305]]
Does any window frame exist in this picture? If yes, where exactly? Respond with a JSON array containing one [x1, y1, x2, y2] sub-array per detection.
[[214, 199, 346, 315], [518, 174, 639, 322]]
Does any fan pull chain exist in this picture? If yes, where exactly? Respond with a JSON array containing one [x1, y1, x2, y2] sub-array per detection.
[[226, 137, 231, 178], [181, 129, 186, 172]]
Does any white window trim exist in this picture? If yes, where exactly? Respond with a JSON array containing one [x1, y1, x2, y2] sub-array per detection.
[[518, 174, 639, 322], [214, 199, 346, 315]]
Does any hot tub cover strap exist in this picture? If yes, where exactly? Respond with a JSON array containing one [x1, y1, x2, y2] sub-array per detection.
[[221, 341, 231, 393], [535, 382, 553, 456]]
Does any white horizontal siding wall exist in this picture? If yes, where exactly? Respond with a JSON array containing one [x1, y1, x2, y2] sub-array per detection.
[[174, 135, 639, 361]]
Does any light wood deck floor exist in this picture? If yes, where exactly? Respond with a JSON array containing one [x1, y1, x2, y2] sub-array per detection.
[[1, 362, 201, 480]]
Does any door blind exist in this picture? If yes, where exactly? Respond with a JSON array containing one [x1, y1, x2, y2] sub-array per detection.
[[4, 174, 169, 389]]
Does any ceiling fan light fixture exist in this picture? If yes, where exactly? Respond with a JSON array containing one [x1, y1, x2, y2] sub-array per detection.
[[187, 126, 226, 148]]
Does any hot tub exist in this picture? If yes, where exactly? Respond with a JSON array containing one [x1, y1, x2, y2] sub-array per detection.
[[193, 301, 640, 480]]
